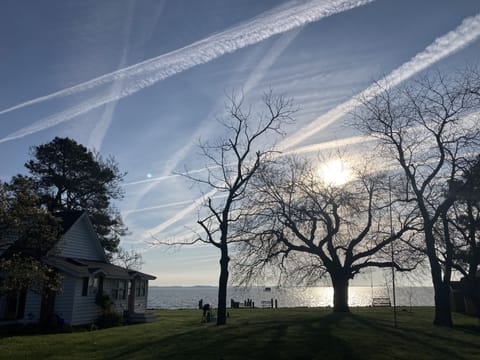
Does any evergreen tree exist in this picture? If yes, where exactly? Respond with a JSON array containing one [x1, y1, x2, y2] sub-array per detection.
[[0, 177, 62, 319], [449, 155, 480, 278], [25, 137, 127, 253]]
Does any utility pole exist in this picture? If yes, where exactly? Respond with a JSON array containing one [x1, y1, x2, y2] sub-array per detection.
[[389, 176, 398, 328]]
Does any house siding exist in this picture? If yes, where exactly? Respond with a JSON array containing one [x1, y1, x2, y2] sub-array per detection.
[[23, 291, 41, 323], [134, 284, 149, 313], [53, 275, 76, 325], [133, 295, 148, 313], [130, 279, 149, 313], [70, 278, 101, 326], [55, 216, 104, 261]]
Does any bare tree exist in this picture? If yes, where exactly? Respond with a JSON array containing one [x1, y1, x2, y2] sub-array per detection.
[[234, 156, 420, 312], [156, 92, 294, 325], [111, 246, 144, 270], [353, 68, 480, 326]]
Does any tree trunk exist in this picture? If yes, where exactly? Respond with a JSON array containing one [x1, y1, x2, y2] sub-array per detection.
[[331, 273, 350, 313], [432, 281, 453, 326], [425, 228, 453, 326], [40, 290, 56, 325], [216, 246, 229, 325]]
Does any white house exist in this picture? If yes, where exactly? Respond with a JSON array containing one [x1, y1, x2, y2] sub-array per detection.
[[0, 211, 156, 326]]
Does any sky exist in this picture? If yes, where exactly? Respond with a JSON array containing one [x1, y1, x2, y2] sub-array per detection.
[[1, 0, 480, 286]]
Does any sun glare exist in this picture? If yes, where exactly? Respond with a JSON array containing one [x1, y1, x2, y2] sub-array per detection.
[[318, 159, 351, 186]]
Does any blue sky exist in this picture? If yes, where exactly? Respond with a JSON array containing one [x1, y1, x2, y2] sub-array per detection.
[[1, 0, 480, 285]]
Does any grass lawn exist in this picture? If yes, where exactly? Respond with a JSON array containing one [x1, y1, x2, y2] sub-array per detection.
[[0, 307, 479, 359]]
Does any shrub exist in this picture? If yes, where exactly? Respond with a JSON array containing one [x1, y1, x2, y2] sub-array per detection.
[[94, 293, 124, 329], [96, 311, 124, 329]]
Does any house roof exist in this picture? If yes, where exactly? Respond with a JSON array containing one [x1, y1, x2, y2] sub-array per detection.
[[2, 211, 156, 281], [46, 256, 156, 280], [0, 210, 85, 257]]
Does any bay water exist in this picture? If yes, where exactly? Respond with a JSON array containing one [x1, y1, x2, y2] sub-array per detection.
[[147, 286, 434, 309]]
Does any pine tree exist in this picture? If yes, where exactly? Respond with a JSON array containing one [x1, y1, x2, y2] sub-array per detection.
[[25, 137, 127, 253]]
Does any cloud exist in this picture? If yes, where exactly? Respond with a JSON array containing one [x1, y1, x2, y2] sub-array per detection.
[[142, 12, 480, 239], [0, 0, 375, 143]]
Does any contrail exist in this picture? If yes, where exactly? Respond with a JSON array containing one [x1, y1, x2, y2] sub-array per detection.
[[139, 135, 373, 237], [0, 0, 375, 143], [0, 93, 118, 144], [278, 12, 480, 151], [281, 134, 375, 155], [143, 13, 480, 239], [130, 26, 304, 212], [87, 0, 135, 151], [143, 187, 219, 239], [123, 194, 228, 216], [124, 134, 370, 188], [123, 199, 195, 216]]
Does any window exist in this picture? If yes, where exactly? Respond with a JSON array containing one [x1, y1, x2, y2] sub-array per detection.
[[135, 280, 141, 297], [119, 280, 126, 300], [81, 278, 88, 296], [135, 280, 146, 297], [111, 280, 127, 300], [111, 281, 118, 300], [88, 276, 99, 295]]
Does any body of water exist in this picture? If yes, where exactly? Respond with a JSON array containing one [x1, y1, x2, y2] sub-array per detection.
[[147, 286, 434, 309]]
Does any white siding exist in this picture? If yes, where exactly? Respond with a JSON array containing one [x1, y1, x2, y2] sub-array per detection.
[[132, 280, 149, 313], [55, 216, 104, 261], [53, 275, 76, 325], [23, 291, 41, 323], [134, 294, 148, 313], [70, 278, 101, 326]]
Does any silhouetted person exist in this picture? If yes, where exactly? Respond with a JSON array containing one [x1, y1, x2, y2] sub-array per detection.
[[202, 303, 211, 322]]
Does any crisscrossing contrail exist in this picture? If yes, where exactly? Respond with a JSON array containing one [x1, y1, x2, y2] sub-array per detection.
[[143, 12, 480, 239], [0, 0, 375, 144]]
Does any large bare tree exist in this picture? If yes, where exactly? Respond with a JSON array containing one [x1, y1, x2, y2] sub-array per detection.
[[353, 68, 480, 326], [234, 156, 420, 312], [166, 92, 294, 325]]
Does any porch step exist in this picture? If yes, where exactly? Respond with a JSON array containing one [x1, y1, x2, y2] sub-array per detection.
[[128, 311, 157, 324]]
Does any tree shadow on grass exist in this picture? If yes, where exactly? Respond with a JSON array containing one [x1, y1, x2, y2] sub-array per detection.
[[233, 312, 362, 360], [349, 313, 476, 360], [103, 312, 362, 360], [453, 323, 480, 335]]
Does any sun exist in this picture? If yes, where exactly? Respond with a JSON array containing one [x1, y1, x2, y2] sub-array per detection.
[[318, 159, 351, 186]]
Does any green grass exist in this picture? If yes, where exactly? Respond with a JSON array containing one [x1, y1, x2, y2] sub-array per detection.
[[1, 308, 479, 359]]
